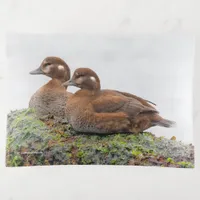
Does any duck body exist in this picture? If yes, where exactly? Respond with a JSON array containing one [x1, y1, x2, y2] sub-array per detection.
[[66, 89, 161, 133], [29, 57, 72, 119], [29, 79, 72, 118], [63, 67, 175, 134]]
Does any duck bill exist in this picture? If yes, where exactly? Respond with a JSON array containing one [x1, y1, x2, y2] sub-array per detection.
[[62, 80, 76, 87], [29, 67, 44, 75]]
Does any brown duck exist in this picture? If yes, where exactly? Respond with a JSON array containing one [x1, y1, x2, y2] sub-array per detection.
[[62, 68, 175, 134], [29, 56, 72, 119]]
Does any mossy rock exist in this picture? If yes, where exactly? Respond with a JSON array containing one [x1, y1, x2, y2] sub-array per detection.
[[6, 109, 194, 168]]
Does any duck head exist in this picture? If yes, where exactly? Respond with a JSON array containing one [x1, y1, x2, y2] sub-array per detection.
[[63, 68, 101, 91], [29, 56, 70, 83]]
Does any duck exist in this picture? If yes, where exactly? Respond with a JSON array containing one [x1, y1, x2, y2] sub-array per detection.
[[29, 56, 72, 119], [62, 67, 175, 134]]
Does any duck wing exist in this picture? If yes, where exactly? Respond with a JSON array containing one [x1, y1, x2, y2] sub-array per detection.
[[92, 90, 158, 118], [92, 94, 127, 113], [113, 90, 156, 108]]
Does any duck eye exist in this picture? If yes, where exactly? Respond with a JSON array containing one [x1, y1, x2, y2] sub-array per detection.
[[44, 62, 51, 67], [76, 74, 84, 78]]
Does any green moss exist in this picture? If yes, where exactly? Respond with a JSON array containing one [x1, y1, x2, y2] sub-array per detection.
[[131, 150, 142, 158], [110, 159, 117, 165], [77, 150, 84, 158], [167, 157, 175, 164], [177, 161, 194, 168], [9, 155, 23, 167], [66, 153, 72, 158], [10, 108, 39, 128], [6, 136, 14, 150], [53, 133, 62, 141], [6, 109, 195, 168], [97, 146, 109, 154]]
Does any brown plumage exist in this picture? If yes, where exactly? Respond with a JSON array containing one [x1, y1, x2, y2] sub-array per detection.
[[29, 56, 72, 119], [62, 68, 175, 134]]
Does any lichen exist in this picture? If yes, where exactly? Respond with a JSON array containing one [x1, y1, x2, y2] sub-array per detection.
[[6, 108, 195, 168]]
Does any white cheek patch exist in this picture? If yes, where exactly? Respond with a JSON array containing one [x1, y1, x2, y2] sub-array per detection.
[[90, 76, 96, 82], [58, 65, 65, 71], [43, 65, 52, 73], [76, 77, 83, 84]]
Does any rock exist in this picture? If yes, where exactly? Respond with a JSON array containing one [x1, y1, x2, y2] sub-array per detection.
[[6, 108, 194, 168]]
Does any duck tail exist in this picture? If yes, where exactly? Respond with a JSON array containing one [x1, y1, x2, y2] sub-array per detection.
[[156, 118, 176, 128]]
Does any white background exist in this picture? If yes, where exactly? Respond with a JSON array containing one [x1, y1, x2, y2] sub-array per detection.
[[0, 0, 200, 200]]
